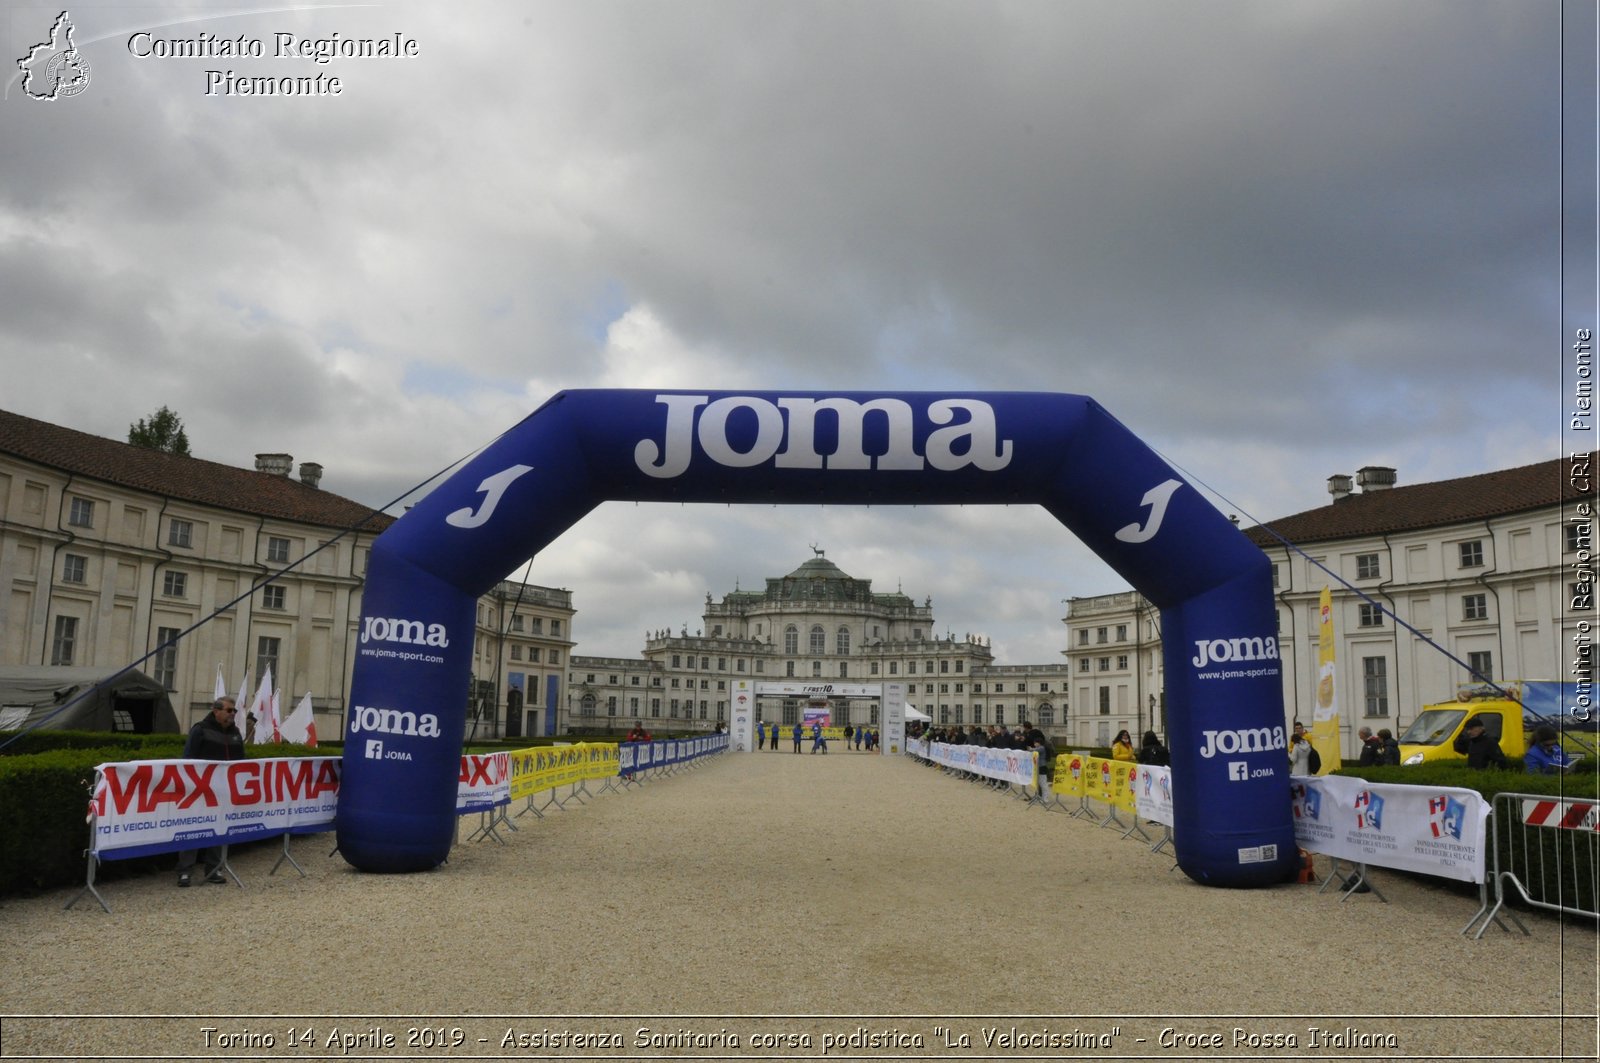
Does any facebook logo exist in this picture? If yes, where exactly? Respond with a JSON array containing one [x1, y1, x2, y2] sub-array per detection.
[[365, 739, 384, 759], [1229, 761, 1249, 781]]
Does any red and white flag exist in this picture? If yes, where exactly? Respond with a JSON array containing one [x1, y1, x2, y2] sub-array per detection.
[[249, 666, 279, 744], [280, 691, 318, 746]]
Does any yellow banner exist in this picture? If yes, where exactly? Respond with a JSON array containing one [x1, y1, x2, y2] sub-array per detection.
[[1052, 753, 1087, 800], [1312, 587, 1342, 774]]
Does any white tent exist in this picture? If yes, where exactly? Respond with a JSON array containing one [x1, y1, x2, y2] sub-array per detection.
[[904, 705, 931, 722]]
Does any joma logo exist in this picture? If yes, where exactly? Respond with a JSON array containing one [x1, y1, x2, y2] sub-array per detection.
[[633, 395, 1014, 479], [1191, 635, 1280, 668], [349, 704, 441, 738], [1198, 727, 1286, 758], [360, 616, 450, 648]]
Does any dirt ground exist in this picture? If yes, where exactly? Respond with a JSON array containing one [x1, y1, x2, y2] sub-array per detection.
[[2, 750, 1595, 1061]]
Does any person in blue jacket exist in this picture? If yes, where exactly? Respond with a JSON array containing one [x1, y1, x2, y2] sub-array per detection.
[[791, 722, 803, 753], [770, 721, 780, 751], [1525, 725, 1574, 774]]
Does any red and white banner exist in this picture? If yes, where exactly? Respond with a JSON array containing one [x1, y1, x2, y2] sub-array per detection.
[[924, 741, 1038, 788], [88, 756, 341, 860], [1521, 798, 1600, 832], [456, 751, 511, 813]]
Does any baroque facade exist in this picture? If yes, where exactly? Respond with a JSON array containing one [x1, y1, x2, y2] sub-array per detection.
[[567, 551, 1071, 736], [1063, 455, 1593, 759], [0, 409, 573, 739]]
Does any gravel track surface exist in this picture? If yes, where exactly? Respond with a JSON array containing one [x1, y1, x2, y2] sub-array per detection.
[[2, 750, 1595, 1060]]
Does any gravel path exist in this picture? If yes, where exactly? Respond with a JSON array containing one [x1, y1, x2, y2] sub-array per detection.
[[2, 750, 1595, 1060]]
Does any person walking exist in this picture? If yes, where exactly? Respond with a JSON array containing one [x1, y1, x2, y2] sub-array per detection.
[[176, 696, 244, 887], [792, 722, 803, 753]]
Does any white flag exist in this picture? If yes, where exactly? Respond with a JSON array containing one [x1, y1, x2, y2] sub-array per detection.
[[280, 692, 318, 746], [249, 666, 276, 744], [213, 664, 227, 704], [234, 668, 251, 743]]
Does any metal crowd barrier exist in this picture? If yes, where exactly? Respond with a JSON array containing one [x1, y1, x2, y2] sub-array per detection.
[[1468, 791, 1600, 939]]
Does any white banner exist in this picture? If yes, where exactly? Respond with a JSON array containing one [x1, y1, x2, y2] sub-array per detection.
[[925, 741, 1037, 787], [456, 751, 511, 813], [1134, 764, 1175, 827], [89, 756, 341, 859], [1290, 774, 1490, 883]]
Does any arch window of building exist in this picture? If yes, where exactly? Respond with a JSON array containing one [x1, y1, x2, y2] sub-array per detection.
[[1038, 705, 1054, 727], [836, 627, 850, 655], [809, 626, 825, 654], [785, 626, 799, 654], [580, 694, 597, 717]]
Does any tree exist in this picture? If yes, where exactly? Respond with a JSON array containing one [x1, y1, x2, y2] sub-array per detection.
[[127, 405, 191, 456]]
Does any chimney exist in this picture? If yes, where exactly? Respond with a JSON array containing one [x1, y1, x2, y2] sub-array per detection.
[[1356, 465, 1397, 492], [1327, 474, 1353, 501], [254, 453, 293, 476], [298, 462, 323, 489]]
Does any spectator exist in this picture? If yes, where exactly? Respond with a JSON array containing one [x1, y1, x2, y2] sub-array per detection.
[[1288, 722, 1315, 775], [626, 722, 651, 743], [1137, 730, 1170, 766], [1376, 728, 1401, 766], [1524, 725, 1574, 774], [1356, 726, 1382, 767], [1111, 729, 1136, 763], [1453, 715, 1508, 769], [792, 722, 803, 753], [177, 696, 244, 887]]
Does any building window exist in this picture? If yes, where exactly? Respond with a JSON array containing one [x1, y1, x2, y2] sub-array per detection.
[[1358, 603, 1384, 628], [153, 626, 180, 689], [1462, 593, 1488, 622], [1569, 523, 1590, 553], [1356, 553, 1380, 580], [1077, 630, 1089, 646], [1115, 624, 1128, 641], [784, 626, 799, 654], [529, 617, 544, 634], [1079, 658, 1090, 673], [809, 626, 825, 654], [812, 660, 822, 677], [1098, 687, 1110, 715], [1466, 650, 1494, 680], [549, 650, 559, 665], [266, 536, 291, 563], [162, 571, 188, 599], [262, 585, 286, 610], [888, 661, 898, 675], [1096, 627, 1108, 644], [924, 660, 935, 674], [836, 627, 850, 655], [168, 519, 193, 548], [256, 636, 280, 680], [1362, 657, 1388, 716], [1097, 657, 1110, 671], [551, 620, 562, 637], [839, 662, 848, 678], [1039, 706, 1054, 727], [62, 554, 87, 584], [511, 645, 522, 661], [1458, 540, 1484, 569], [51, 616, 78, 665], [68, 497, 94, 528], [786, 661, 795, 677], [510, 615, 524, 633], [581, 694, 597, 718]]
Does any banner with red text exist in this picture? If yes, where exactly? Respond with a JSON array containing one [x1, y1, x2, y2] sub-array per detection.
[[89, 757, 341, 860]]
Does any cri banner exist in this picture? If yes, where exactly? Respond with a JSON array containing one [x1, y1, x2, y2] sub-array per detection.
[[89, 756, 341, 860], [1290, 773, 1490, 883]]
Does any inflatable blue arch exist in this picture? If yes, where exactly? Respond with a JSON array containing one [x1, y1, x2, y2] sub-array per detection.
[[337, 390, 1297, 887]]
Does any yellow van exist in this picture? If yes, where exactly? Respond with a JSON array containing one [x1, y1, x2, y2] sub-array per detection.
[[1395, 681, 1572, 766]]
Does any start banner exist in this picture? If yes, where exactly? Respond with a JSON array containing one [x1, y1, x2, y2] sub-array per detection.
[[89, 756, 341, 861], [456, 751, 511, 814]]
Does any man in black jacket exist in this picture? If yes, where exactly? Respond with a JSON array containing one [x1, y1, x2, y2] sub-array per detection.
[[1453, 716, 1508, 770], [177, 696, 245, 886]]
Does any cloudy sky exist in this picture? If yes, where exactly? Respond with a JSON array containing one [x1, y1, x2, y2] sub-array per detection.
[[2, 1, 1591, 665]]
